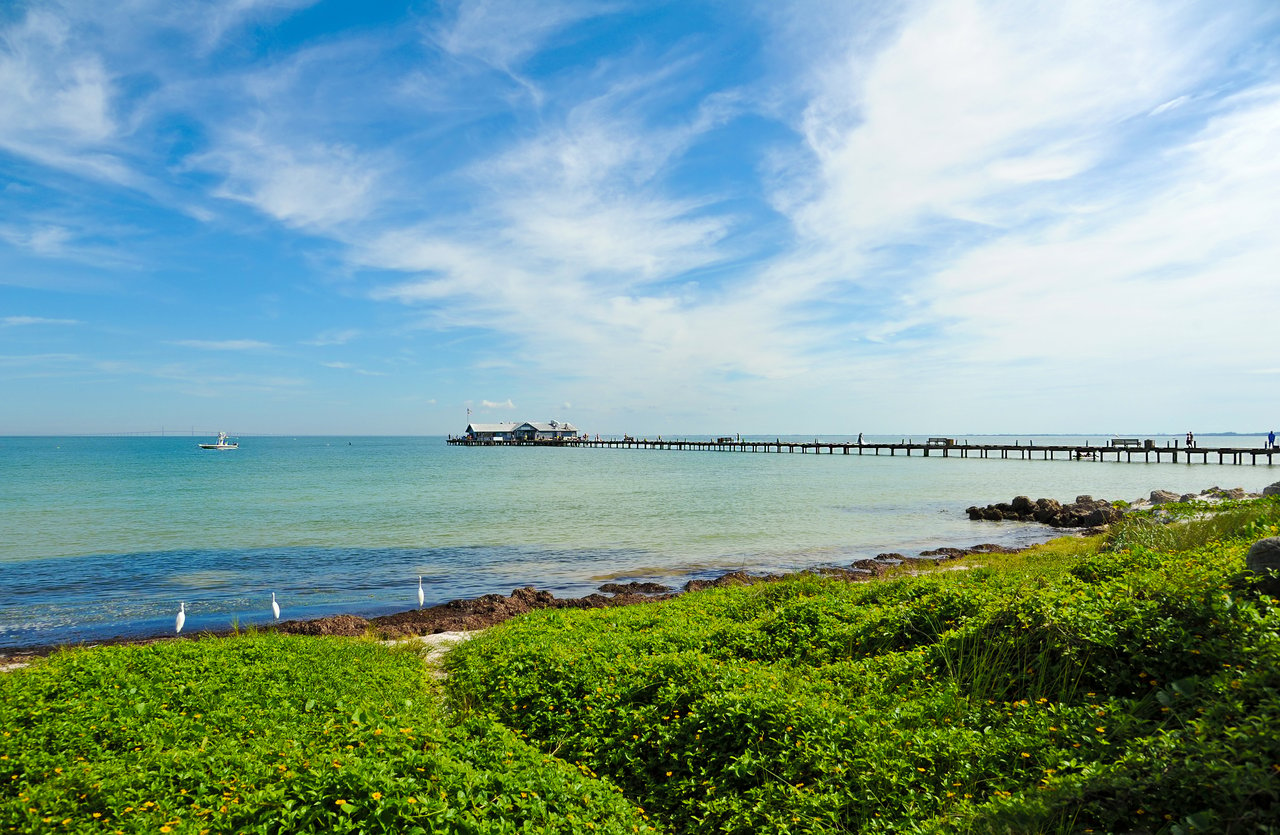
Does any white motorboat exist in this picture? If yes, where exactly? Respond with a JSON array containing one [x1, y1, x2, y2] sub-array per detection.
[[198, 431, 238, 450]]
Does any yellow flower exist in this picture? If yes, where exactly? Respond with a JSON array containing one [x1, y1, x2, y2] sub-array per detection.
[[335, 799, 346, 806], [372, 793, 382, 801], [407, 797, 417, 804]]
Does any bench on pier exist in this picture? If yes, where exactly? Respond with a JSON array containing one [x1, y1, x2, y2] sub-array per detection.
[[926, 437, 955, 446], [1110, 438, 1141, 448]]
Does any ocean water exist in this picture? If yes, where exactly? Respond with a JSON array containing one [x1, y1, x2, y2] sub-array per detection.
[[1, 434, 1274, 650]]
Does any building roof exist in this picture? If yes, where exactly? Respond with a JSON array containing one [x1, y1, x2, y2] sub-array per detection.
[[465, 422, 518, 433], [516, 421, 579, 433]]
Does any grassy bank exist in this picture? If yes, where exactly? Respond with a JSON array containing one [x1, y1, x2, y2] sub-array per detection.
[[4, 496, 1279, 833]]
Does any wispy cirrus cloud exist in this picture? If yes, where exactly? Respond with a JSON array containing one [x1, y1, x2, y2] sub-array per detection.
[[432, 0, 611, 74], [197, 132, 383, 230], [169, 339, 273, 351], [302, 328, 361, 346], [2, 316, 82, 327], [321, 360, 386, 376]]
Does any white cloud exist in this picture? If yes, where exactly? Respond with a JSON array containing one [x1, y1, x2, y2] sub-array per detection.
[[786, 1, 1214, 248], [1, 316, 82, 327], [481, 398, 516, 409], [433, 0, 610, 72], [198, 132, 381, 229], [920, 85, 1280, 367], [0, 10, 117, 148], [169, 339, 273, 351], [321, 360, 387, 376], [303, 328, 361, 346]]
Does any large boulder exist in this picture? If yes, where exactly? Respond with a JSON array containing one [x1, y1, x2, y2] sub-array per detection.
[[1247, 537, 1280, 577], [1010, 495, 1036, 515], [1150, 489, 1181, 505], [1032, 497, 1063, 524], [1263, 481, 1280, 498], [1246, 537, 1280, 597]]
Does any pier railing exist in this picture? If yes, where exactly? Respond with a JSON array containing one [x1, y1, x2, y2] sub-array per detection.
[[445, 437, 1278, 466]]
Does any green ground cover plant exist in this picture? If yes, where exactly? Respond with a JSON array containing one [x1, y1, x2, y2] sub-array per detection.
[[446, 496, 1280, 834], [0, 634, 658, 834]]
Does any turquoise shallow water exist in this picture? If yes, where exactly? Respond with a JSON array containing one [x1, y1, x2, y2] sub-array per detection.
[[0, 434, 1273, 649]]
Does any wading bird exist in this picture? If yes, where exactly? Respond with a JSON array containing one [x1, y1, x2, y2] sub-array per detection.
[[176, 602, 186, 634], [271, 592, 280, 619], [418, 575, 424, 609]]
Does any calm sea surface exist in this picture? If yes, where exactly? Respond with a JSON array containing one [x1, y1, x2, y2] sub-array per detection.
[[1, 434, 1274, 649]]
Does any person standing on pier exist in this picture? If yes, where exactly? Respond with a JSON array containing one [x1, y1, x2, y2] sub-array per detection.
[[1269, 429, 1276, 449], [1186, 430, 1195, 448]]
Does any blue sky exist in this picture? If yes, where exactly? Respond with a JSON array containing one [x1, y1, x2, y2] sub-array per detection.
[[2, 0, 1279, 436]]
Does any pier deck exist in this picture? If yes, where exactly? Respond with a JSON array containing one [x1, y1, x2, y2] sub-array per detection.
[[446, 437, 1278, 465]]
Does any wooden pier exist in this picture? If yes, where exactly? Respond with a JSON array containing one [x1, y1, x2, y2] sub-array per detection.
[[446, 436, 1279, 465]]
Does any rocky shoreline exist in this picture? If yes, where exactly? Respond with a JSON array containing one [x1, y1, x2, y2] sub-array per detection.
[[4, 482, 1275, 667], [966, 484, 1273, 528]]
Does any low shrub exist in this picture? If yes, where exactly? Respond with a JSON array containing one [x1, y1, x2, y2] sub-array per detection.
[[0, 633, 658, 834]]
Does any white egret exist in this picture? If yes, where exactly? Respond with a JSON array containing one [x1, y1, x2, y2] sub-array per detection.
[[271, 592, 280, 619], [176, 602, 186, 634], [418, 575, 424, 609]]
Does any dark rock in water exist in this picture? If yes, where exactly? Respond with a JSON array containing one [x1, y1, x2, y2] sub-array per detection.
[[1264, 481, 1280, 498], [967, 495, 1123, 528], [1032, 498, 1062, 524], [873, 553, 907, 561], [1150, 489, 1181, 504], [599, 581, 673, 595], [1010, 495, 1036, 515]]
